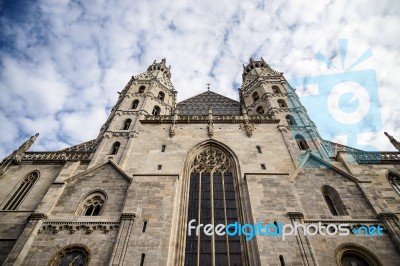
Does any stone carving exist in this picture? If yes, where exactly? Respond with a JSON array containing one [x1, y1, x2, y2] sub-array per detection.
[[191, 147, 232, 174], [0, 133, 39, 176], [40, 223, 119, 235], [385, 132, 400, 152]]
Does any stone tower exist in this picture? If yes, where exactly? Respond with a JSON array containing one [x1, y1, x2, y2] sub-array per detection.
[[0, 58, 400, 266]]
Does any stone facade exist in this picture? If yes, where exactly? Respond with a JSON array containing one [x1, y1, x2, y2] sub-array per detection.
[[0, 58, 400, 265]]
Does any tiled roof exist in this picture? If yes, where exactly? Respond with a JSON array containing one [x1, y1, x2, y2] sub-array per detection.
[[177, 91, 241, 115], [60, 139, 96, 152]]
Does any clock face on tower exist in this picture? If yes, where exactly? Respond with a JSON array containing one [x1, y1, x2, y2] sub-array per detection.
[[57, 250, 88, 266]]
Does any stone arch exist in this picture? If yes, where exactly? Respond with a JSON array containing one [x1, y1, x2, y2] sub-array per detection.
[[321, 185, 348, 216], [335, 242, 383, 266], [48, 243, 91, 266], [76, 190, 108, 216], [171, 139, 256, 265]]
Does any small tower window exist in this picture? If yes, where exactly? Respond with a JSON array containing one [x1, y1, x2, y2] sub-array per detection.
[[2, 171, 39, 210], [132, 99, 139, 109], [158, 91, 165, 101], [279, 255, 285, 266], [256, 106, 264, 115], [152, 105, 161, 116], [256, 145, 262, 153], [110, 142, 120, 155], [139, 86, 146, 93], [278, 99, 287, 107], [161, 145, 166, 152], [272, 85, 281, 93], [295, 134, 309, 150], [285, 115, 297, 126], [140, 253, 145, 266], [78, 191, 106, 216], [260, 163, 266, 170], [122, 119, 132, 130], [252, 92, 259, 102]]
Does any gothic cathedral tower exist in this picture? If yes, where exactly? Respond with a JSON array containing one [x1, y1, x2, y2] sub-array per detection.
[[0, 58, 399, 266]]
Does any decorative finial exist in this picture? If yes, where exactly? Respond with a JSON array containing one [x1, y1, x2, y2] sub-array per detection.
[[385, 132, 400, 152], [250, 57, 254, 63], [206, 83, 211, 91]]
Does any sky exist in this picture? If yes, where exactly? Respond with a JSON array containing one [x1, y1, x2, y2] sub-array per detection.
[[0, 0, 399, 157]]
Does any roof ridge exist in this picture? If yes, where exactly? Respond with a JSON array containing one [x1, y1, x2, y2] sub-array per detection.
[[178, 90, 239, 104]]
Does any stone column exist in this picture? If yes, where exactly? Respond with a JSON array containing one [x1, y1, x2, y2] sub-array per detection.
[[109, 213, 136, 266], [377, 213, 400, 252], [3, 213, 48, 265], [287, 212, 318, 266]]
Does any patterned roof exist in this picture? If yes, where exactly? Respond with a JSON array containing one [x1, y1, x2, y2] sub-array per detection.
[[60, 139, 96, 152], [177, 91, 241, 115]]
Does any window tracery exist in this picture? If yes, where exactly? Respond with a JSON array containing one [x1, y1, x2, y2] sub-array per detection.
[[185, 147, 242, 265], [78, 192, 106, 216], [48, 244, 90, 266], [2, 171, 39, 210]]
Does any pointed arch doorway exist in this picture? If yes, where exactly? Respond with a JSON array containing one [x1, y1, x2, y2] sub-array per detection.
[[181, 142, 247, 266]]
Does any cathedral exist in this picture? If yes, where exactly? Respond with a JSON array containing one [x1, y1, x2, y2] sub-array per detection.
[[1, 58, 400, 266]]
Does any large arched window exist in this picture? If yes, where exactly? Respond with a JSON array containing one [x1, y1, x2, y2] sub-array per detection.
[[77, 191, 106, 216], [295, 134, 309, 150], [387, 171, 400, 195], [321, 185, 348, 216], [132, 99, 139, 109], [158, 91, 165, 101], [185, 147, 243, 265], [48, 244, 90, 266], [152, 105, 161, 116], [252, 92, 259, 102], [2, 171, 39, 210]]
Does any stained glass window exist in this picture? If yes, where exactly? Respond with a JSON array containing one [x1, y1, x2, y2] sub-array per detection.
[[185, 147, 243, 265]]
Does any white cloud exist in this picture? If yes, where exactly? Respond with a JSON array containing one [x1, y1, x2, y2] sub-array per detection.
[[0, 0, 399, 158]]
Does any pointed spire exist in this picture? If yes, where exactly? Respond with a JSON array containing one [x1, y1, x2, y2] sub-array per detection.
[[0, 133, 39, 176], [385, 132, 400, 152]]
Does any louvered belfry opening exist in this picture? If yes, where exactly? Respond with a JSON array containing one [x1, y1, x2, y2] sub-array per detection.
[[185, 147, 242, 266]]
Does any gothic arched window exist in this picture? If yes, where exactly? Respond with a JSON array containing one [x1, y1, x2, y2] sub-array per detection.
[[48, 244, 90, 266], [122, 119, 132, 130], [158, 91, 165, 101], [285, 115, 297, 126], [139, 86, 146, 93], [387, 171, 400, 195], [272, 85, 281, 93], [152, 105, 161, 116], [132, 99, 139, 109], [321, 185, 348, 216], [110, 142, 120, 155], [77, 191, 106, 216], [252, 92, 259, 102], [2, 171, 39, 210], [185, 147, 243, 265], [295, 134, 309, 150], [278, 99, 287, 107], [256, 106, 264, 115]]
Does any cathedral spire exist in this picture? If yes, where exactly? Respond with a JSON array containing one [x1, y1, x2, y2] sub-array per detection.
[[385, 132, 400, 152], [0, 133, 39, 176]]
